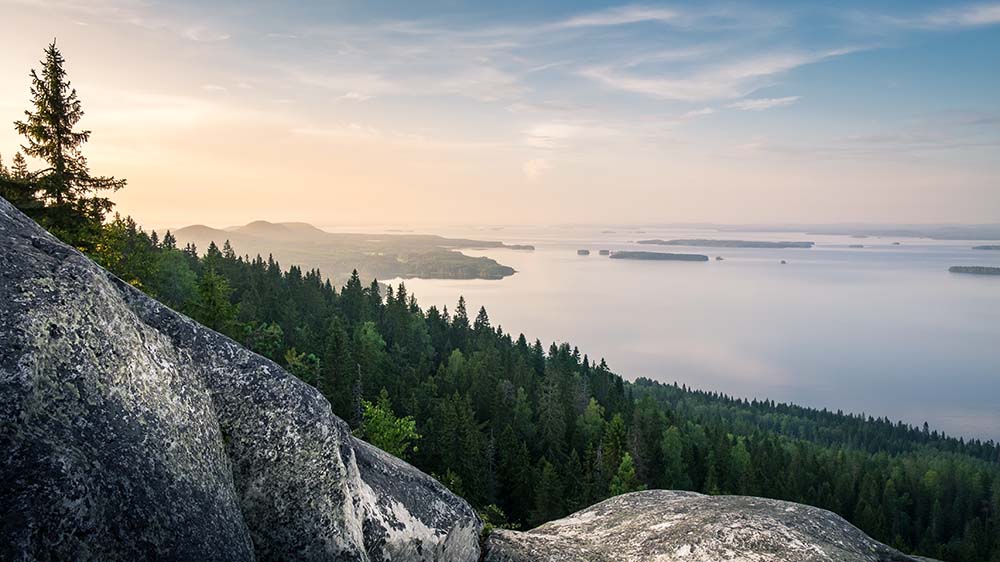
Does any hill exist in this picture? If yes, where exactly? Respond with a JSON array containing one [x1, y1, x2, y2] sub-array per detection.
[[173, 220, 520, 284]]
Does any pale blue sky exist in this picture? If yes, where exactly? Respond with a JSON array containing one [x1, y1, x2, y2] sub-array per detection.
[[2, 0, 998, 226]]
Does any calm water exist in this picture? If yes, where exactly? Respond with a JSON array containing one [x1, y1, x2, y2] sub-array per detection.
[[383, 225, 1000, 441]]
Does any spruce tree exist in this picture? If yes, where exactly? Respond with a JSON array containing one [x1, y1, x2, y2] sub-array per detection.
[[13, 40, 125, 248], [1, 152, 37, 208], [11, 152, 29, 181]]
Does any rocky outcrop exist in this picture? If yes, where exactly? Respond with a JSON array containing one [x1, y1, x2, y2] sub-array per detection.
[[484, 490, 933, 562], [0, 196, 480, 562]]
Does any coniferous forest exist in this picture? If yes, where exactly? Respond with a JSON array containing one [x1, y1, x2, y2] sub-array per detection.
[[3, 41, 1000, 562]]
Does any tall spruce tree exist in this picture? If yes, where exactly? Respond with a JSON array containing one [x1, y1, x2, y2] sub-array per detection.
[[13, 40, 125, 248]]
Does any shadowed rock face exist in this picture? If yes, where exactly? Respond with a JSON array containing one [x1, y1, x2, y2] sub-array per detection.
[[485, 491, 935, 562], [0, 196, 480, 562]]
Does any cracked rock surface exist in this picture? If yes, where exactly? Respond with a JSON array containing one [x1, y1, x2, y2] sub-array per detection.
[[0, 196, 481, 562], [484, 490, 938, 562]]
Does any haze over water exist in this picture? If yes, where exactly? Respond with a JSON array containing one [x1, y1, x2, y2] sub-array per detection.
[[383, 226, 1000, 441]]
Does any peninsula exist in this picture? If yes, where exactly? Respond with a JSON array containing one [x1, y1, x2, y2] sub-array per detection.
[[174, 221, 520, 284]]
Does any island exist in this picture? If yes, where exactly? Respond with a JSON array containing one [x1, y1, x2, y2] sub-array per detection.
[[973, 245, 1000, 250], [505, 244, 536, 250], [849, 244, 865, 248], [609, 251, 708, 261], [638, 239, 814, 249], [578, 249, 591, 255], [948, 266, 1000, 275], [599, 249, 611, 255]]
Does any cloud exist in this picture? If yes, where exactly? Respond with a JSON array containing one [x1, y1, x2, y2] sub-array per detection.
[[337, 91, 372, 102], [521, 121, 626, 150], [728, 96, 800, 111], [523, 123, 583, 149], [523, 158, 551, 181], [681, 107, 716, 118], [907, 3, 1000, 28], [580, 49, 854, 101], [556, 5, 680, 28], [733, 112, 1000, 159], [436, 66, 525, 102], [181, 25, 231, 42]]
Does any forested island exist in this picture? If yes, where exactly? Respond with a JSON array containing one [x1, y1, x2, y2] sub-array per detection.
[[173, 221, 520, 284], [610, 251, 709, 261], [638, 239, 814, 249], [949, 266, 1000, 275], [973, 245, 1000, 250], [3, 41, 1000, 562]]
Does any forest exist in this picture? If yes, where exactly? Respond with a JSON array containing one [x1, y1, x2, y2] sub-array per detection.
[[3, 41, 999, 562]]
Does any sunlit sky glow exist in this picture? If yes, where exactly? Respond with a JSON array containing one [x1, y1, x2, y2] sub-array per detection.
[[2, 0, 999, 228]]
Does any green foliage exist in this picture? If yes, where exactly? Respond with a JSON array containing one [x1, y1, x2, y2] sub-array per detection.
[[284, 348, 321, 387], [189, 267, 237, 336], [479, 504, 520, 539], [609, 453, 646, 496], [10, 41, 125, 251], [356, 389, 421, 460]]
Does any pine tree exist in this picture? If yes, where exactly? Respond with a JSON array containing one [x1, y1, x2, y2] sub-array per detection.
[[14, 41, 125, 248]]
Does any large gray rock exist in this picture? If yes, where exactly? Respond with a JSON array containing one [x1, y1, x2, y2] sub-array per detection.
[[0, 196, 481, 562], [485, 490, 932, 562]]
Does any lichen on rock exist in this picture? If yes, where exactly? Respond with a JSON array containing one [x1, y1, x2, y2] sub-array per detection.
[[0, 196, 481, 562], [484, 490, 937, 562]]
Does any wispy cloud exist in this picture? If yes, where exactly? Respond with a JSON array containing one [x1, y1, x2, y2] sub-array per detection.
[[181, 25, 231, 42], [682, 107, 716, 118], [735, 111, 1000, 159], [728, 96, 800, 111], [556, 5, 680, 28], [580, 50, 853, 101], [903, 3, 1000, 29]]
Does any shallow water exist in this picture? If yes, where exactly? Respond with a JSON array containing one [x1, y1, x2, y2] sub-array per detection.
[[383, 225, 1000, 441]]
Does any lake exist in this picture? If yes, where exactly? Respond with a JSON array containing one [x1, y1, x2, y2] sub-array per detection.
[[382, 225, 1000, 441]]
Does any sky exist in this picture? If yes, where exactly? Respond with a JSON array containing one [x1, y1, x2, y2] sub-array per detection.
[[1, 0, 999, 228]]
